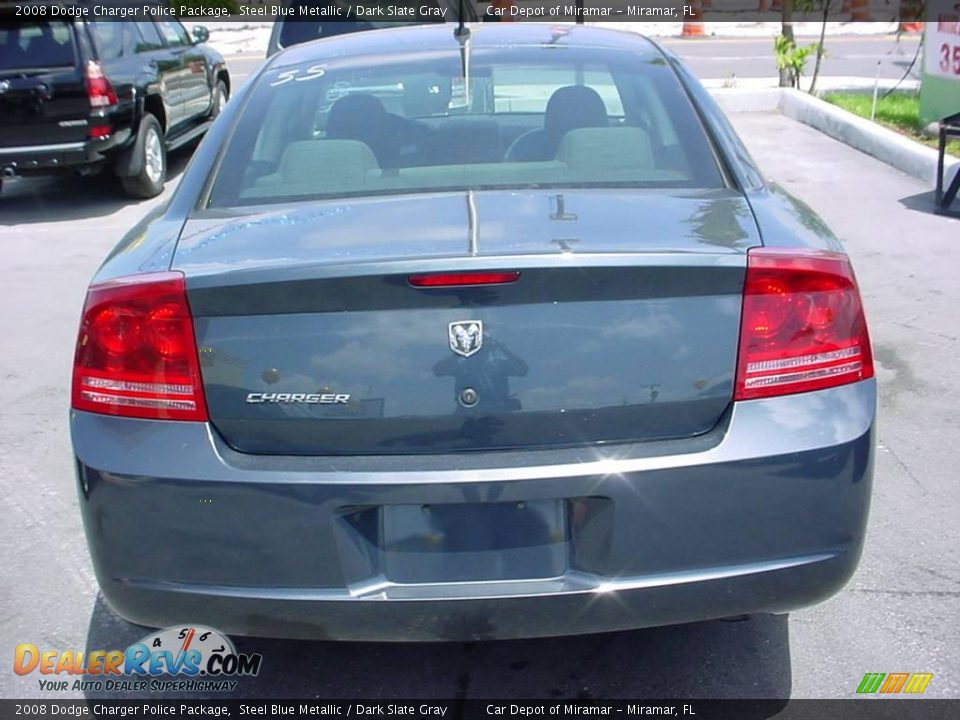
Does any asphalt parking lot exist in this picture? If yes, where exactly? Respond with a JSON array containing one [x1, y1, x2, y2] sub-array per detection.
[[1, 83, 958, 701]]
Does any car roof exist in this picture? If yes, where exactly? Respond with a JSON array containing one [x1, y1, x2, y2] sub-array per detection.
[[269, 23, 662, 69]]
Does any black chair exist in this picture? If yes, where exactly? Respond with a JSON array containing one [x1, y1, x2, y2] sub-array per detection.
[[935, 111, 960, 214]]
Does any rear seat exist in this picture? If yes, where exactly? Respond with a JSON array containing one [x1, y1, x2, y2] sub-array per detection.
[[428, 119, 503, 165], [556, 126, 654, 171], [245, 126, 666, 200], [251, 139, 380, 197]]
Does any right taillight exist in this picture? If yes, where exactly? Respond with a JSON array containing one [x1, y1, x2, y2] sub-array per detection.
[[734, 248, 874, 401], [85, 60, 117, 109], [72, 272, 208, 421]]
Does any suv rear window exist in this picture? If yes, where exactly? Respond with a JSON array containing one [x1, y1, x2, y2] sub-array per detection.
[[208, 45, 724, 208], [0, 20, 76, 70]]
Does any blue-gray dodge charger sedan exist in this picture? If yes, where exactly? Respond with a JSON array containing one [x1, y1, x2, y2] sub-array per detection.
[[71, 24, 876, 641]]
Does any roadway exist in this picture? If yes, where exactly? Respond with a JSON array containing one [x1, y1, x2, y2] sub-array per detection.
[[660, 33, 922, 82], [223, 33, 923, 87]]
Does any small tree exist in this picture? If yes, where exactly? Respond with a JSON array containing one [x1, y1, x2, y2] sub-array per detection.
[[797, 0, 834, 94], [778, 0, 795, 87], [774, 35, 818, 89]]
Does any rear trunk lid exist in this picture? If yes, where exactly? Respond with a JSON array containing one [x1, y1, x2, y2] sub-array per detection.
[[0, 18, 89, 148], [177, 189, 759, 455]]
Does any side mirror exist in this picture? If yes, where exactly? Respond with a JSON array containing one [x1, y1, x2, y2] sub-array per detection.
[[192, 26, 209, 44]]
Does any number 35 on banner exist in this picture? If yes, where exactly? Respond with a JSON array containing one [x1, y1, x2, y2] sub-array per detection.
[[938, 38, 960, 75], [926, 3, 960, 78]]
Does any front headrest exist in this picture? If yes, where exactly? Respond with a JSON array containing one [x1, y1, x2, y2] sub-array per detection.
[[544, 86, 608, 140], [326, 94, 388, 139]]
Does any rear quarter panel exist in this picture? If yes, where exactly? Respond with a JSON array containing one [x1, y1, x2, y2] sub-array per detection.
[[662, 46, 843, 254], [91, 68, 261, 284], [746, 184, 845, 253]]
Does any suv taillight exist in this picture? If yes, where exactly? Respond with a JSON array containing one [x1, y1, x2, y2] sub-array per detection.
[[71, 273, 208, 421], [85, 60, 117, 108], [734, 248, 874, 401]]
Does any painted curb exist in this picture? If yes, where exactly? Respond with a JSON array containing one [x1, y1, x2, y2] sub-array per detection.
[[778, 89, 959, 187], [708, 87, 782, 113], [707, 86, 960, 190]]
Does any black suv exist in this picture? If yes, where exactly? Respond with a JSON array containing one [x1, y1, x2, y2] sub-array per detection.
[[0, 4, 229, 198]]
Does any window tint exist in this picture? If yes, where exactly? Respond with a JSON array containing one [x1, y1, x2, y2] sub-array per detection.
[[155, 20, 190, 48], [0, 20, 75, 69], [492, 65, 624, 116], [208, 47, 724, 208], [133, 21, 164, 52], [91, 21, 125, 60]]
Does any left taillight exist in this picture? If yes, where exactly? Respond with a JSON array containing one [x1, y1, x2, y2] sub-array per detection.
[[71, 272, 208, 421]]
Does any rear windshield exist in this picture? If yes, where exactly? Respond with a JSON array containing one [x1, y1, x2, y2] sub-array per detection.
[[208, 45, 724, 208], [0, 20, 76, 70]]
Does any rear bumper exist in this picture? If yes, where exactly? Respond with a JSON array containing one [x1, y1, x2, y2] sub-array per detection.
[[72, 380, 876, 641], [0, 132, 131, 175]]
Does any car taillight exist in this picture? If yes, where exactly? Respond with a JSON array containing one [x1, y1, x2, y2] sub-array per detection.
[[734, 248, 873, 401], [85, 60, 117, 109], [72, 272, 208, 421]]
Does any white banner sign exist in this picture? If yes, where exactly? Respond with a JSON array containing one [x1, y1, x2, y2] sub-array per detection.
[[926, 1, 960, 80]]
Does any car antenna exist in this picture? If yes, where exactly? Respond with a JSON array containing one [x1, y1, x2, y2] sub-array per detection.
[[454, 0, 471, 102], [455, 0, 470, 39]]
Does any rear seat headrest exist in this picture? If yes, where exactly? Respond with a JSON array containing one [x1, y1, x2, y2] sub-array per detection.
[[277, 139, 379, 185], [556, 127, 654, 170]]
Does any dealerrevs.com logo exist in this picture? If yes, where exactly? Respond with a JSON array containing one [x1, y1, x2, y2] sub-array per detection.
[[856, 672, 934, 695], [14, 626, 262, 693]]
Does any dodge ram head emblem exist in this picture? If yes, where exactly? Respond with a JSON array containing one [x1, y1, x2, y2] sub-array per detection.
[[449, 321, 482, 357], [0, 81, 10, 95]]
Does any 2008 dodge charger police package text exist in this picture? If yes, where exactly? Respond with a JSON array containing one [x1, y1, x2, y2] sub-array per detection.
[[71, 24, 876, 641]]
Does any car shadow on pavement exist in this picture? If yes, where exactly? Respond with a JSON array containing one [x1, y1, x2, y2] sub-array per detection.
[[0, 148, 193, 226], [84, 595, 791, 707]]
